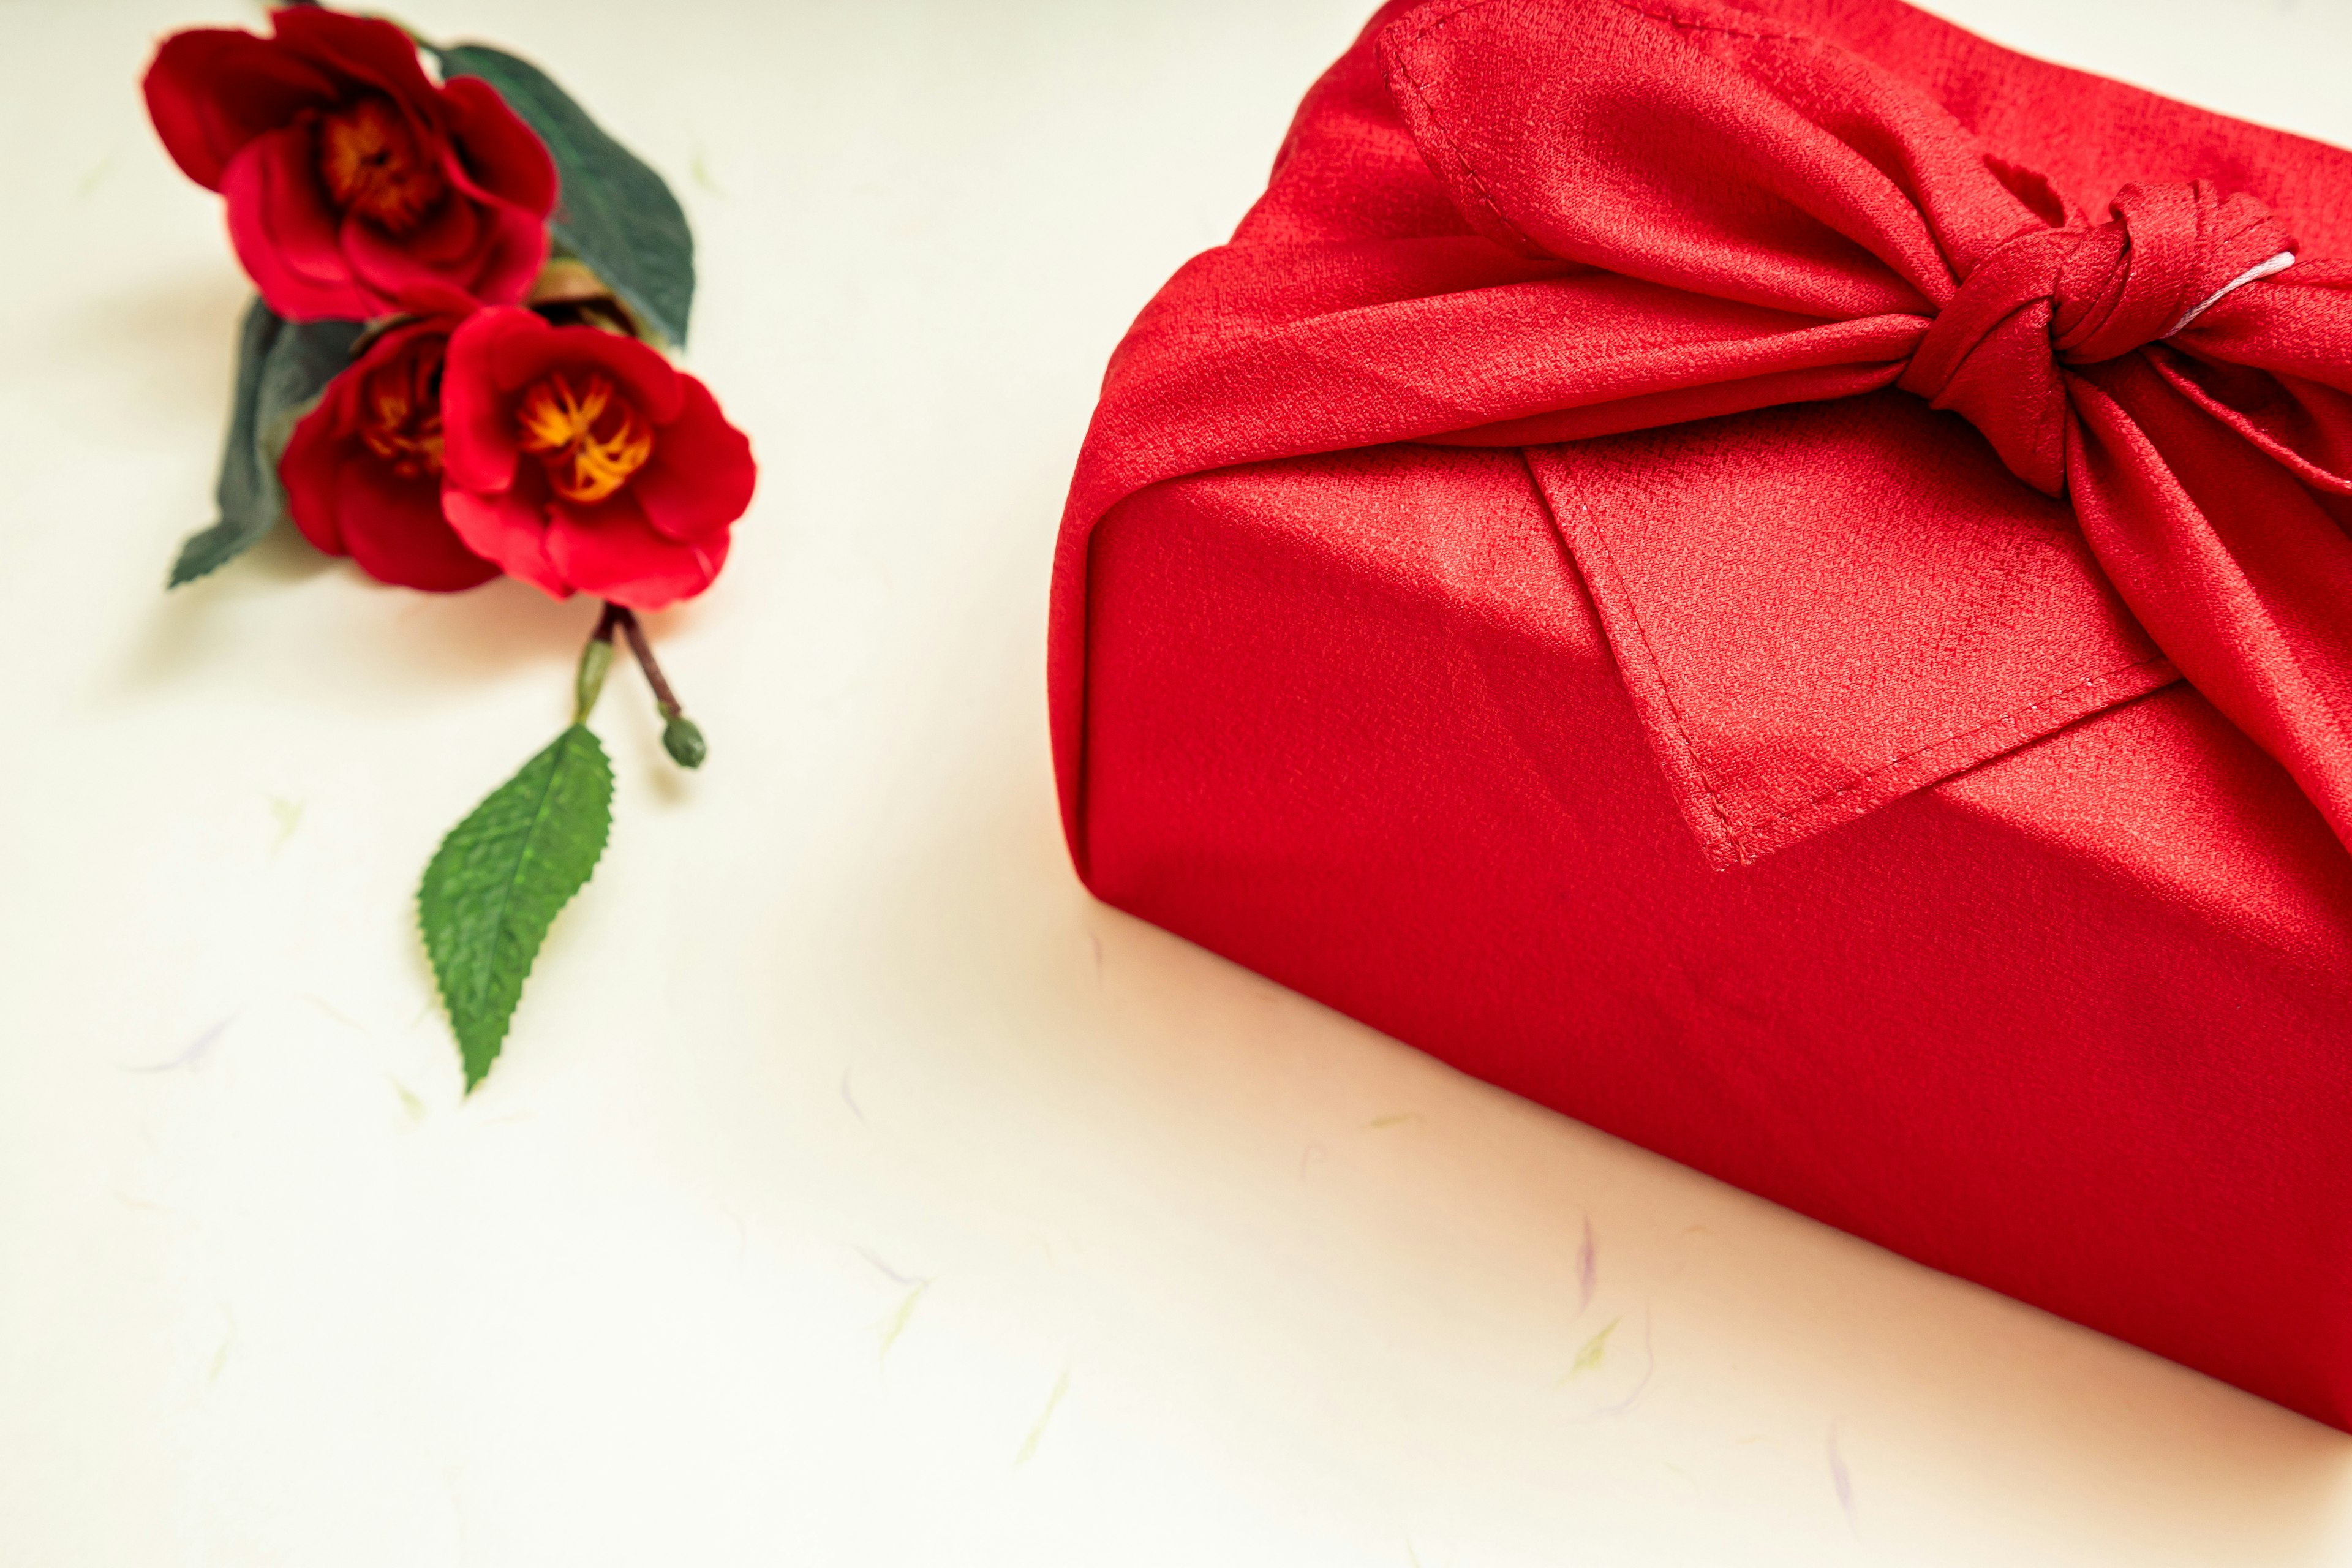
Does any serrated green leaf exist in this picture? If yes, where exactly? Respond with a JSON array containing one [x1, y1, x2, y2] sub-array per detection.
[[434, 42, 695, 345], [418, 723, 614, 1090], [171, 301, 363, 587]]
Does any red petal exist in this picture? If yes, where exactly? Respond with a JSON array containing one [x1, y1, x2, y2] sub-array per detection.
[[545, 490, 729, 608], [222, 128, 372, 320], [369, 183, 483, 267], [142, 28, 336, 190], [386, 279, 483, 318], [277, 394, 350, 556], [345, 314, 458, 378], [341, 202, 488, 314], [452, 198, 549, 309], [439, 76, 558, 216], [440, 309, 532, 494], [337, 460, 500, 592], [485, 316, 683, 420], [633, 375, 758, 541], [478, 306, 560, 391], [268, 8, 443, 122], [444, 472, 568, 599]]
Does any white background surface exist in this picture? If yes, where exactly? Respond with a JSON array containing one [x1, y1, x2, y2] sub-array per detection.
[[7, 1, 2352, 1562]]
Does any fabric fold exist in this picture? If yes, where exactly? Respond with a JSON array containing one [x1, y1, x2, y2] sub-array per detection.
[[1052, 0, 2352, 869]]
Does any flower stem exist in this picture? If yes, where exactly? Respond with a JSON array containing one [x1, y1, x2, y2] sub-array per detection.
[[611, 605, 708, 768]]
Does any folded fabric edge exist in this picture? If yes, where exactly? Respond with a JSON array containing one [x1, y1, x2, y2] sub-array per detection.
[[1539, 459, 2184, 869]]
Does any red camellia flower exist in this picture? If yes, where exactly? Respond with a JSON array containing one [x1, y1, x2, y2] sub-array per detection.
[[279, 312, 502, 592], [439, 309, 756, 608], [143, 8, 556, 320]]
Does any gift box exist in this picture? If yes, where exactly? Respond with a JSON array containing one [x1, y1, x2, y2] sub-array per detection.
[[1050, 0, 2352, 1428]]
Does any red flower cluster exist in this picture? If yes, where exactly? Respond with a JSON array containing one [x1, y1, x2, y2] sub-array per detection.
[[145, 8, 554, 320], [282, 307, 753, 605], [145, 9, 755, 609]]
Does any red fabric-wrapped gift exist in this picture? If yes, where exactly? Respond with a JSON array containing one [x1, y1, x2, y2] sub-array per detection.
[[1052, 0, 2352, 1428]]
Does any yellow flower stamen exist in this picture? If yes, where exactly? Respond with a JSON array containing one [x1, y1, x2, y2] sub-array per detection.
[[316, 96, 447, 234], [516, 371, 655, 505], [357, 339, 445, 479]]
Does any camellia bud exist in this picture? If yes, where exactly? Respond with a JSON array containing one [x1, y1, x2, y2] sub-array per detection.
[[661, 710, 707, 769], [526, 258, 646, 339], [573, 629, 614, 722]]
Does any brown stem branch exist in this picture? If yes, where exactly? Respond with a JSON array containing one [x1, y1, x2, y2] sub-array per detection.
[[611, 606, 684, 715], [609, 605, 707, 768]]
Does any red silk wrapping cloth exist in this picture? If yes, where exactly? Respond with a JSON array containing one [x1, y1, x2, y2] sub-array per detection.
[[1054, 0, 2352, 1425]]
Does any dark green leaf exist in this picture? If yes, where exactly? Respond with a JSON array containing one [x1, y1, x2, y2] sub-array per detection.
[[170, 301, 363, 587], [418, 723, 615, 1091], [171, 299, 277, 587], [434, 43, 696, 345]]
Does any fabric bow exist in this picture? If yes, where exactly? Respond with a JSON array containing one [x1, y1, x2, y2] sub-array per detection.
[[1055, 0, 2352, 863]]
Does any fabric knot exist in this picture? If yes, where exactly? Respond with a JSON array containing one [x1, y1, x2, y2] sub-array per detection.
[[1897, 181, 2296, 495]]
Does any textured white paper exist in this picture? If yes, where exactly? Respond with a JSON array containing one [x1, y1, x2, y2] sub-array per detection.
[[6, 2, 2352, 1564]]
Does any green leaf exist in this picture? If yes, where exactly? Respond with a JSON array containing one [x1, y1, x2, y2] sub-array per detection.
[[170, 300, 363, 587], [434, 43, 696, 345], [418, 724, 614, 1090]]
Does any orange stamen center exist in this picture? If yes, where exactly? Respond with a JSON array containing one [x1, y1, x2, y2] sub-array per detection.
[[516, 372, 655, 505], [357, 339, 445, 479], [317, 96, 447, 233]]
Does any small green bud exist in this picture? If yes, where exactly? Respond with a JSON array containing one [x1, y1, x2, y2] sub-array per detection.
[[573, 634, 615, 722], [662, 712, 707, 769]]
